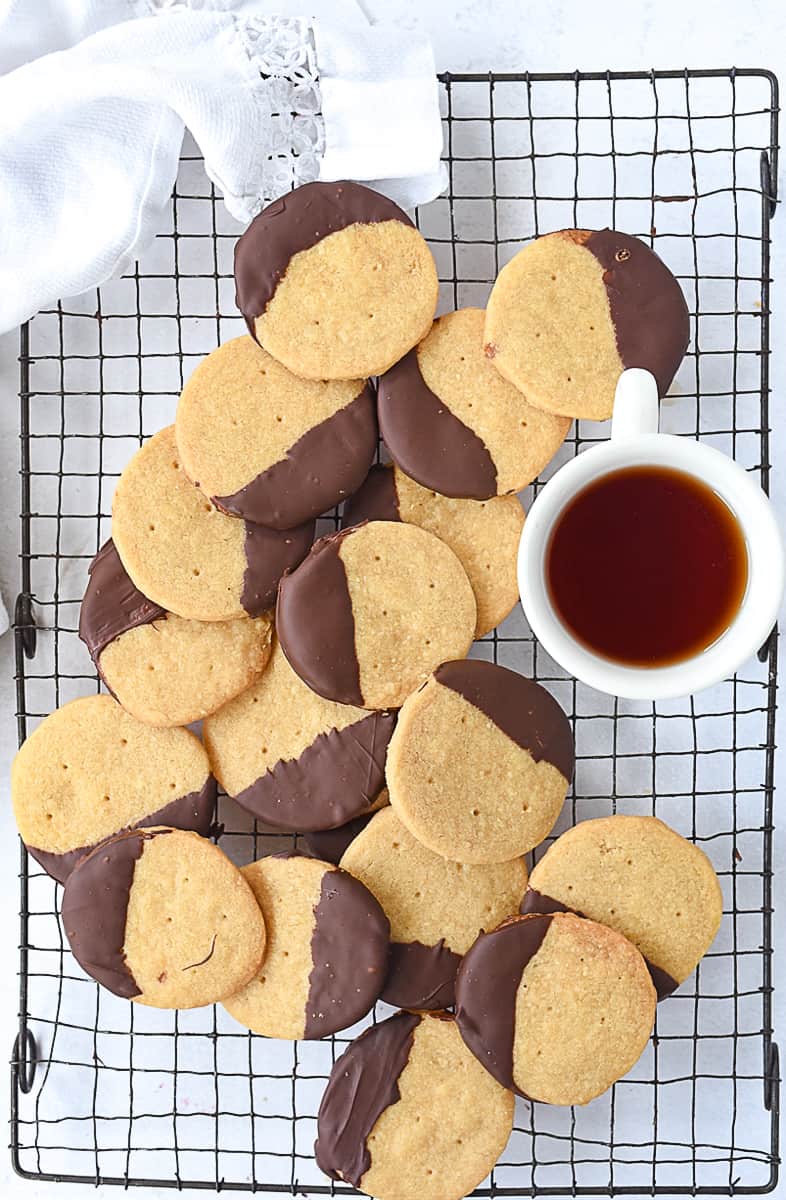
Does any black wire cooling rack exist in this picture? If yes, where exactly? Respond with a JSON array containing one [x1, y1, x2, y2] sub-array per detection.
[[10, 69, 782, 1194]]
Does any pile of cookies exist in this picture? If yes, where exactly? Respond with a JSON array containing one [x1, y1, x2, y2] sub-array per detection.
[[12, 180, 718, 1200]]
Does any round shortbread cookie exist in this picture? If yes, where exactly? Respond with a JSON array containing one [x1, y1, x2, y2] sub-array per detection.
[[222, 853, 389, 1039], [12, 695, 216, 884], [175, 337, 376, 530], [303, 789, 390, 865], [387, 659, 574, 864], [377, 308, 571, 499], [522, 814, 723, 997], [277, 522, 476, 710], [234, 181, 438, 380], [455, 912, 657, 1106], [62, 827, 266, 1008], [111, 426, 314, 622], [316, 1010, 514, 1200], [204, 638, 396, 832], [343, 462, 525, 637], [341, 808, 528, 1009], [484, 229, 690, 421], [79, 540, 273, 727]]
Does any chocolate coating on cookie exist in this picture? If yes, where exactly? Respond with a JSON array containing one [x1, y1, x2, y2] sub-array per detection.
[[232, 710, 395, 832], [28, 776, 217, 885], [276, 528, 362, 705], [382, 939, 462, 1010], [316, 1010, 420, 1186], [235, 181, 415, 332], [342, 463, 401, 528], [305, 868, 391, 1037], [643, 959, 681, 1001], [216, 385, 377, 530], [241, 519, 315, 616], [377, 349, 498, 500], [582, 229, 690, 396], [79, 539, 165, 663], [454, 915, 552, 1095], [62, 828, 172, 998], [521, 888, 679, 1000], [303, 812, 378, 864], [435, 659, 575, 782], [520, 887, 574, 919]]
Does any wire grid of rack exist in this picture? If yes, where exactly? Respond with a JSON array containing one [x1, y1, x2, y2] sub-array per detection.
[[10, 69, 781, 1194]]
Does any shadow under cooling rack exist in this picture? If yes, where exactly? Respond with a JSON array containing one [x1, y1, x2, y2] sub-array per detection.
[[11, 68, 782, 1194]]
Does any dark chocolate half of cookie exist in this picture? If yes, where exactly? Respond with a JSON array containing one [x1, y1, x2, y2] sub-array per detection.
[[377, 349, 498, 500], [61, 827, 172, 997], [241, 518, 316, 614], [342, 462, 401, 528], [581, 229, 690, 395], [381, 939, 462, 1010], [316, 1010, 420, 1186], [304, 866, 391, 1037], [455, 915, 551, 1095], [79, 539, 165, 664], [231, 709, 395, 832], [276, 527, 364, 705]]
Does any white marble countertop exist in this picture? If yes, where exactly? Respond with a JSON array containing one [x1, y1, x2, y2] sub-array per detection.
[[1, 1, 784, 1197]]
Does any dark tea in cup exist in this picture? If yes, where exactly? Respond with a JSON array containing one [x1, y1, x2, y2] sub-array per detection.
[[546, 465, 749, 668]]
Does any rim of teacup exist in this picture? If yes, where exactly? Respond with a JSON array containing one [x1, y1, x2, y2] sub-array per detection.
[[517, 375, 784, 701]]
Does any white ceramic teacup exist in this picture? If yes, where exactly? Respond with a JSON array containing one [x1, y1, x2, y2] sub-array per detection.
[[517, 369, 784, 700]]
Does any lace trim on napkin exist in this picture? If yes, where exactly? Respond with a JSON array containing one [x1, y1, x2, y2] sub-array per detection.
[[148, 5, 325, 216]]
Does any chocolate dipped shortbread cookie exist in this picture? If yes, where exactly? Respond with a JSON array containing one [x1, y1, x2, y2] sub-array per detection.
[[203, 639, 395, 832], [455, 912, 656, 1105], [235, 181, 438, 380], [111, 426, 314, 622], [176, 337, 376, 530], [484, 229, 690, 421], [378, 308, 570, 499], [276, 522, 476, 710], [222, 853, 389, 1039], [387, 659, 574, 864], [62, 827, 265, 1008], [342, 462, 525, 637], [316, 1010, 514, 1200]]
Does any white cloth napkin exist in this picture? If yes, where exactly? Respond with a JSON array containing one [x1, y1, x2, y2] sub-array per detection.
[[0, 0, 446, 335]]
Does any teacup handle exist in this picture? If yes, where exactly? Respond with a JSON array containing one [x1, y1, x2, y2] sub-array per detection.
[[611, 368, 660, 441]]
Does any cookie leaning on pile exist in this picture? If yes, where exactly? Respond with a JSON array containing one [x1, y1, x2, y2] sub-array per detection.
[[10, 179, 713, 1200]]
